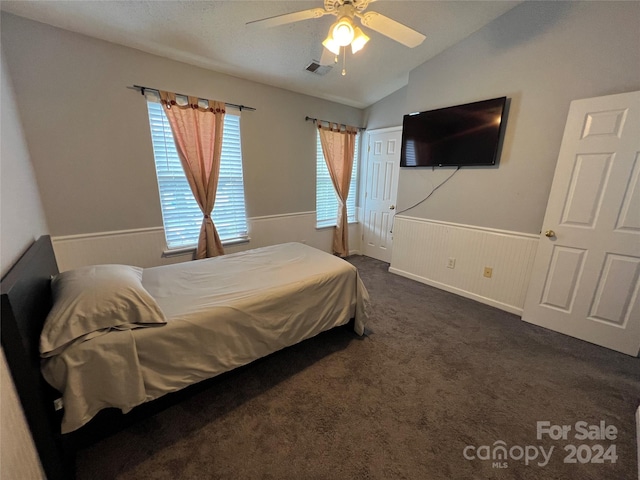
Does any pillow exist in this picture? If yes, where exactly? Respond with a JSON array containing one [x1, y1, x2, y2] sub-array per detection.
[[40, 264, 167, 357]]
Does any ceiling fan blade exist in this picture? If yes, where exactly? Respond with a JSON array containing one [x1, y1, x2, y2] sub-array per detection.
[[352, 0, 375, 11], [246, 8, 328, 29], [359, 11, 425, 48]]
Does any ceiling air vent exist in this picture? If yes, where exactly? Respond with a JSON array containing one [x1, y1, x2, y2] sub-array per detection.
[[305, 61, 332, 76]]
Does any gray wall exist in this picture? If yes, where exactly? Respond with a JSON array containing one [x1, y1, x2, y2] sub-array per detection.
[[0, 54, 49, 274], [1, 13, 364, 237], [365, 1, 640, 234]]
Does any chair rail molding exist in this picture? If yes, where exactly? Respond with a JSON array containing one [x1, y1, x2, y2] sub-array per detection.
[[52, 212, 361, 271]]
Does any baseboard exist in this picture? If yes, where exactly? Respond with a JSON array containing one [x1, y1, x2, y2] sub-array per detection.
[[389, 267, 524, 316]]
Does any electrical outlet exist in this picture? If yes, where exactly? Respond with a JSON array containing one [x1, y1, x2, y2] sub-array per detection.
[[483, 267, 493, 278], [447, 257, 456, 269]]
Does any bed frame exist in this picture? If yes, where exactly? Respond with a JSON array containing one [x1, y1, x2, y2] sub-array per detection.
[[0, 236, 70, 479], [2, 236, 360, 479]]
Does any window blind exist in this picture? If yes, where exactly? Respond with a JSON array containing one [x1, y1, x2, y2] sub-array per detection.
[[316, 132, 359, 228], [146, 101, 248, 249]]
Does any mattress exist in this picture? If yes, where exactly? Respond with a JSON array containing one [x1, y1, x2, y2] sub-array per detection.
[[42, 242, 369, 433]]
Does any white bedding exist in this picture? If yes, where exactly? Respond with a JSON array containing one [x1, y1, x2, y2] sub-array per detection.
[[42, 243, 369, 433]]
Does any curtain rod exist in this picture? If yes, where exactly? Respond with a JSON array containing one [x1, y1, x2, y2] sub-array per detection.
[[305, 116, 365, 131], [128, 85, 256, 112]]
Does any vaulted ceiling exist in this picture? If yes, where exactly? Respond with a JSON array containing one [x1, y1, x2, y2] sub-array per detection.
[[1, 1, 521, 108]]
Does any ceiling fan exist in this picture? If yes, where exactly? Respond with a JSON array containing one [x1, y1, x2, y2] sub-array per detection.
[[247, 0, 426, 65]]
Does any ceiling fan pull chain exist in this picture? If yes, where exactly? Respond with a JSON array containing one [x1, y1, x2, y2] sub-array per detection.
[[342, 46, 347, 76]]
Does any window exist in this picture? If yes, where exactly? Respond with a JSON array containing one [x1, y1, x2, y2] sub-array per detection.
[[146, 100, 248, 249], [316, 132, 359, 228]]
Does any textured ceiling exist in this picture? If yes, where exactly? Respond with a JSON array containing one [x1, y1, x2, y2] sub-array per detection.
[[1, 1, 521, 108]]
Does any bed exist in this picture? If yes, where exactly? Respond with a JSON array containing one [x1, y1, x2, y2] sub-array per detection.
[[1, 236, 369, 479]]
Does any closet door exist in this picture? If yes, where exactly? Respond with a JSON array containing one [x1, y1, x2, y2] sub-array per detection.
[[362, 127, 400, 263]]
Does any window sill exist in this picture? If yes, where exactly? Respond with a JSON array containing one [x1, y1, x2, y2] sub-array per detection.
[[162, 236, 250, 257], [162, 246, 196, 258], [315, 220, 359, 231]]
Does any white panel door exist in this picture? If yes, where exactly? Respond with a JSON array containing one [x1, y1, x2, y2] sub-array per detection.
[[522, 91, 640, 356], [362, 127, 401, 263]]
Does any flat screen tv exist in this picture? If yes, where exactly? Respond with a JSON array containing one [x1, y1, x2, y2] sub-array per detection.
[[400, 96, 507, 167]]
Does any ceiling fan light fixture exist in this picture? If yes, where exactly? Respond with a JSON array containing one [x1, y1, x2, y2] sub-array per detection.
[[322, 36, 341, 55], [331, 17, 355, 46], [350, 26, 369, 54]]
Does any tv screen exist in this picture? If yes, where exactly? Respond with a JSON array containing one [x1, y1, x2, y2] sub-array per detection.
[[400, 96, 507, 167]]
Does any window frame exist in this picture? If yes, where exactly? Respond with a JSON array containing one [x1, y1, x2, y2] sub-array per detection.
[[145, 99, 248, 251], [315, 131, 360, 229]]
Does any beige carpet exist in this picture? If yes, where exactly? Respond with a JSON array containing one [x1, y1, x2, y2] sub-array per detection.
[[76, 255, 639, 479]]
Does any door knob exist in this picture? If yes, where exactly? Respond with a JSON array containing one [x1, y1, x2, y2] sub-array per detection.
[[544, 230, 556, 238], [389, 205, 395, 210]]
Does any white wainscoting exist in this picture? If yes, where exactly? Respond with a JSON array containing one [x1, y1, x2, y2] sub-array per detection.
[[52, 211, 361, 272], [389, 216, 539, 315]]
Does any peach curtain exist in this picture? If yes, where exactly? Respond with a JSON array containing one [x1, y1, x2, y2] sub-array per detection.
[[318, 123, 358, 257], [159, 91, 226, 259]]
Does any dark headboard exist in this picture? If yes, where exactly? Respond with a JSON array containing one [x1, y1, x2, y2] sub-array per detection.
[[1, 236, 71, 479]]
